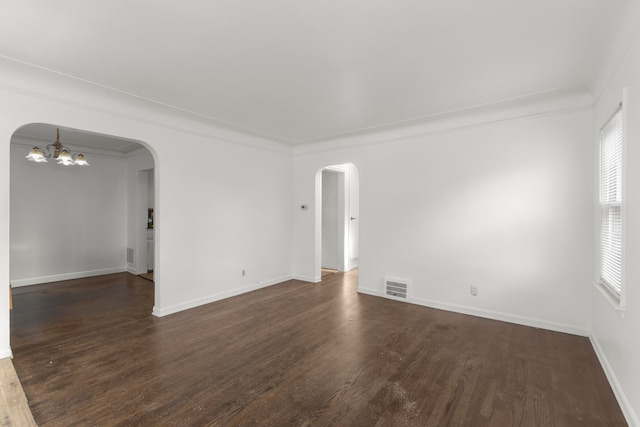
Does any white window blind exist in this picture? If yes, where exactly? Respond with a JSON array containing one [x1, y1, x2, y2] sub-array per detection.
[[600, 106, 623, 296]]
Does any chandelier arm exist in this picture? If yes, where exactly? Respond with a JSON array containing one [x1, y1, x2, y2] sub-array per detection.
[[45, 143, 71, 158], [43, 144, 57, 159]]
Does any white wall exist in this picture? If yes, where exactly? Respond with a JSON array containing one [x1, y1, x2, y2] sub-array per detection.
[[0, 58, 294, 357], [10, 140, 127, 285], [590, 26, 640, 426], [153, 135, 294, 316], [294, 105, 594, 336]]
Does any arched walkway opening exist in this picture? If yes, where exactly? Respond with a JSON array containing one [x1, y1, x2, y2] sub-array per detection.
[[9, 123, 158, 332]]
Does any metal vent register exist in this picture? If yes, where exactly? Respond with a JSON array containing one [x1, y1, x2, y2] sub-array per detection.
[[384, 276, 411, 302]]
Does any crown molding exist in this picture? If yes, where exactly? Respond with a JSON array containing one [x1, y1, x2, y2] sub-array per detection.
[[293, 89, 594, 156], [0, 56, 294, 157]]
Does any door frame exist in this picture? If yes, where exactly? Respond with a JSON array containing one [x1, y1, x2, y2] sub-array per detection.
[[316, 162, 359, 279]]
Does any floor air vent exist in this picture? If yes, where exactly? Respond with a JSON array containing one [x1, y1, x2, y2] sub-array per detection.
[[384, 276, 411, 302]]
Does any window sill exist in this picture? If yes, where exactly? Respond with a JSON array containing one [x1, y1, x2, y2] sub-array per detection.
[[594, 281, 625, 317]]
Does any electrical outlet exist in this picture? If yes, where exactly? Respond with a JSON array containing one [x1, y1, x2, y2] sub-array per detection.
[[470, 285, 478, 296], [242, 270, 246, 277]]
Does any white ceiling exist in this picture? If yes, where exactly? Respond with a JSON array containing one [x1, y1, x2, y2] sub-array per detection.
[[2, 1, 639, 145]]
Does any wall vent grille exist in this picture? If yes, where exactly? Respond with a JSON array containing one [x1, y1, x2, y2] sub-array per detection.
[[127, 248, 134, 264], [384, 276, 410, 302]]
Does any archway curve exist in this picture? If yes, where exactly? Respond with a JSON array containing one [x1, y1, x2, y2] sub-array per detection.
[[11, 122, 160, 164]]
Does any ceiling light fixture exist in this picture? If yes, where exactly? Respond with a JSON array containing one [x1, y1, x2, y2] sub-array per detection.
[[25, 128, 89, 166]]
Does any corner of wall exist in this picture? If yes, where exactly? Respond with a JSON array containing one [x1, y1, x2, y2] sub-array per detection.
[[589, 334, 640, 427]]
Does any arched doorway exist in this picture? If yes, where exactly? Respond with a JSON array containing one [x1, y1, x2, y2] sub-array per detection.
[[9, 123, 157, 307]]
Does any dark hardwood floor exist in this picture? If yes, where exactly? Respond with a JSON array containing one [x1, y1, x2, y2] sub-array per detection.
[[10, 271, 626, 426]]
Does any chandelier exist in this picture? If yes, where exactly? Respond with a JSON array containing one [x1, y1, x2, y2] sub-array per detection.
[[25, 128, 89, 166]]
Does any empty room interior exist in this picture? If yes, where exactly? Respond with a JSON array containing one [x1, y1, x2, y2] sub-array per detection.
[[1, 1, 640, 425]]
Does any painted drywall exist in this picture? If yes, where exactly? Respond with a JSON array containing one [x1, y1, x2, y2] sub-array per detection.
[[0, 58, 294, 357], [293, 107, 593, 336], [590, 26, 640, 427], [151, 135, 294, 316], [10, 140, 127, 285]]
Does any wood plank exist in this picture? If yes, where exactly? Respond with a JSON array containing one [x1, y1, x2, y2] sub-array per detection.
[[9, 271, 627, 426], [0, 357, 37, 426]]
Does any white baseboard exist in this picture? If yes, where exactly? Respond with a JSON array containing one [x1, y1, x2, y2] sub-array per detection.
[[126, 266, 138, 275], [413, 296, 589, 336], [356, 287, 589, 337], [10, 267, 128, 287], [0, 349, 13, 359], [153, 274, 293, 317], [292, 275, 322, 283], [357, 286, 381, 297], [590, 334, 639, 427]]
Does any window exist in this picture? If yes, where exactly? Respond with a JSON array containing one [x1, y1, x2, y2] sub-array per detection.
[[600, 105, 624, 300]]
